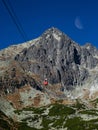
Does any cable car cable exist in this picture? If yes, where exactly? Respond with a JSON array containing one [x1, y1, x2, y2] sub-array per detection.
[[2, 0, 28, 42]]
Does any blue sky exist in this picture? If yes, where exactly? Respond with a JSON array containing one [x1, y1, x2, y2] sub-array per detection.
[[0, 0, 98, 49]]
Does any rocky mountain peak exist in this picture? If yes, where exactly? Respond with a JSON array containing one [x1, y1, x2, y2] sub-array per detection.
[[41, 27, 70, 43], [1, 27, 98, 99], [43, 27, 62, 35], [13, 28, 98, 92]]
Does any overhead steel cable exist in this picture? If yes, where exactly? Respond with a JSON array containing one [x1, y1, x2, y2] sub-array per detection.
[[7, 0, 28, 41], [2, 0, 28, 42]]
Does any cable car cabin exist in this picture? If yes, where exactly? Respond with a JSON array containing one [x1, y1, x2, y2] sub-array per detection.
[[43, 79, 48, 86]]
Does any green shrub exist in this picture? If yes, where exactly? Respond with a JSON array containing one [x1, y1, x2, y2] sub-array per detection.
[[0, 119, 10, 130], [74, 100, 85, 110], [79, 110, 98, 116], [49, 104, 75, 116], [64, 117, 87, 130], [18, 122, 37, 130]]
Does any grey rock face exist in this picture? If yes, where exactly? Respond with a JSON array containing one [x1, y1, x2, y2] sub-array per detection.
[[15, 27, 98, 90], [84, 43, 98, 56], [0, 66, 43, 95]]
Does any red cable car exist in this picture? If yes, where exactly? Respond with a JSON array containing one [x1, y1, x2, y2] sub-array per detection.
[[43, 78, 48, 86]]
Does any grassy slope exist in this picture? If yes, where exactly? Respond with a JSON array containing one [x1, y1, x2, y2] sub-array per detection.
[[1, 100, 98, 130]]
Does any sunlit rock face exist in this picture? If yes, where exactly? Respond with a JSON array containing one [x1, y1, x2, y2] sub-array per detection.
[[15, 27, 98, 90]]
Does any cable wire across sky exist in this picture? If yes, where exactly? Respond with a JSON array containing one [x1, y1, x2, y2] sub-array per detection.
[[2, 0, 28, 42], [0, 0, 98, 49]]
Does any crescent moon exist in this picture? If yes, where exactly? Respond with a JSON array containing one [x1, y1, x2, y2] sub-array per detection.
[[75, 17, 83, 30]]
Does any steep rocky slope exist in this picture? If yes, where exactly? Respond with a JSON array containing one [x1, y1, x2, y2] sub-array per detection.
[[15, 27, 98, 92]]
